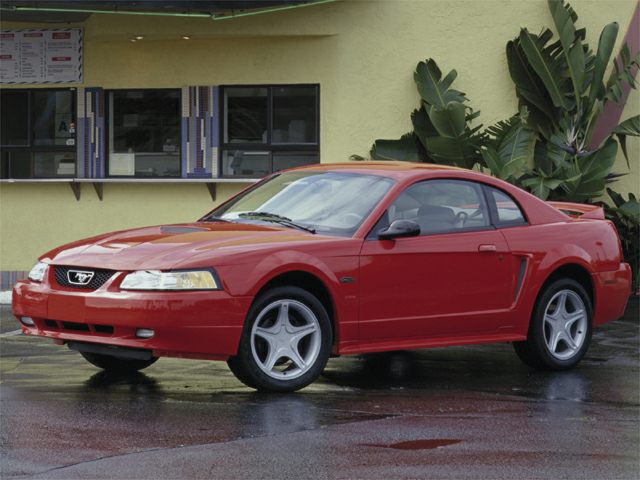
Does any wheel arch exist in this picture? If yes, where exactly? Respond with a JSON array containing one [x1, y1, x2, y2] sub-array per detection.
[[536, 263, 595, 314], [253, 270, 338, 346]]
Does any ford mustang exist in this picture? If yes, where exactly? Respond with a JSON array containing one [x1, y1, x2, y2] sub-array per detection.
[[12, 162, 631, 392]]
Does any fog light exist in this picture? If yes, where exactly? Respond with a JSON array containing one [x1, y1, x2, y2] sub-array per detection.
[[136, 328, 154, 339], [21, 317, 35, 326]]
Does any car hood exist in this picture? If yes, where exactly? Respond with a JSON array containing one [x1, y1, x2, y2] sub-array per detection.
[[42, 222, 340, 271]]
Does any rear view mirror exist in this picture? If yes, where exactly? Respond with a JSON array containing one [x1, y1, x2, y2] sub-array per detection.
[[378, 220, 421, 240]]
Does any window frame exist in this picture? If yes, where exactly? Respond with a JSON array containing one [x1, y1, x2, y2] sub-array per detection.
[[367, 178, 532, 240], [481, 184, 529, 228], [104, 87, 183, 179], [219, 84, 320, 178], [367, 178, 496, 239], [1, 87, 77, 179]]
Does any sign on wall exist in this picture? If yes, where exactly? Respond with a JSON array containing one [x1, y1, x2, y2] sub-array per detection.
[[0, 29, 82, 84]]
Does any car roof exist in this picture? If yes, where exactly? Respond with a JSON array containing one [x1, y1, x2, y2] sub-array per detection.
[[288, 161, 496, 183], [288, 161, 468, 180]]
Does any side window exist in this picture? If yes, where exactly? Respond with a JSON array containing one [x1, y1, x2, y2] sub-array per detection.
[[487, 187, 527, 226], [387, 179, 490, 235]]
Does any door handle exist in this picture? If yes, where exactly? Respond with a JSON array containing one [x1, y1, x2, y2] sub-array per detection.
[[478, 244, 497, 253]]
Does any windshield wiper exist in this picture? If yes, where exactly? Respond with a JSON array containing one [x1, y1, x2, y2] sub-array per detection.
[[199, 216, 232, 223], [239, 211, 316, 234]]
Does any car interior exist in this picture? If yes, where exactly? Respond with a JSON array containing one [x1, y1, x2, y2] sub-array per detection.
[[383, 180, 490, 235]]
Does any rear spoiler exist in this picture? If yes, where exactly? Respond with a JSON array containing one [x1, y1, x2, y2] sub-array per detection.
[[546, 201, 605, 220]]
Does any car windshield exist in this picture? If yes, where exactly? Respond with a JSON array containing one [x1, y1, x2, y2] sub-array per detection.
[[203, 171, 395, 236]]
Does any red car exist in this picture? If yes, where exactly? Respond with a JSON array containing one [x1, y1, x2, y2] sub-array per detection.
[[12, 162, 631, 392]]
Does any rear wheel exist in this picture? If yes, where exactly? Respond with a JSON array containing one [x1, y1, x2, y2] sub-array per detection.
[[227, 286, 332, 392], [81, 352, 158, 372], [513, 278, 592, 370]]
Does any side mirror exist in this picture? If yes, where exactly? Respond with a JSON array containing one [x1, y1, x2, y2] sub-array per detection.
[[378, 220, 421, 240]]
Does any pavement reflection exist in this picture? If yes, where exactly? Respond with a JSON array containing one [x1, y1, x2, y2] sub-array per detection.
[[1, 299, 638, 479]]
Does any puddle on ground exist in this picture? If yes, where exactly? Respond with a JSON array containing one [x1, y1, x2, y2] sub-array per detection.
[[364, 439, 462, 450]]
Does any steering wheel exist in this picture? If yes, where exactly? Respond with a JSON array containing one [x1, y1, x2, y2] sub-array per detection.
[[456, 211, 468, 226]]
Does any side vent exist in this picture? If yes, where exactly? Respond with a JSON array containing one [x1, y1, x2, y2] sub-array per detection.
[[513, 257, 527, 302]]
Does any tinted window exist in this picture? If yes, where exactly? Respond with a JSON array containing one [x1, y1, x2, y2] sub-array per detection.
[[224, 87, 268, 144], [1, 89, 76, 179], [387, 179, 490, 235], [1, 91, 29, 146], [272, 86, 317, 144], [488, 187, 527, 226], [32, 90, 74, 146], [220, 85, 320, 178], [107, 89, 181, 177]]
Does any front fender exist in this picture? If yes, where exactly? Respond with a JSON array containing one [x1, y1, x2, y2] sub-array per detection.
[[246, 250, 342, 298], [215, 248, 360, 351]]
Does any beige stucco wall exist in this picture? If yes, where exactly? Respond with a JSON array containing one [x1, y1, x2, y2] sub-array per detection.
[[1, 0, 638, 271]]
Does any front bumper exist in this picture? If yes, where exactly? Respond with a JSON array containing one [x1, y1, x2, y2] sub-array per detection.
[[12, 278, 252, 360]]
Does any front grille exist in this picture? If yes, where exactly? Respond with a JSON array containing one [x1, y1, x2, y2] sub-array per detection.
[[61, 321, 90, 332], [41, 319, 115, 336], [94, 324, 114, 334], [54, 266, 115, 290]]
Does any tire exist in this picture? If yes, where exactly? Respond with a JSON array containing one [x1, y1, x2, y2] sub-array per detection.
[[513, 278, 592, 370], [81, 352, 158, 372], [227, 286, 333, 392]]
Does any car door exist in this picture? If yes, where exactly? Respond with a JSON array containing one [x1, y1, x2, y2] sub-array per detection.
[[358, 179, 514, 341]]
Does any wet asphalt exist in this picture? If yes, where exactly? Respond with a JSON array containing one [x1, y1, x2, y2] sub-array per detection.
[[1, 299, 638, 480]]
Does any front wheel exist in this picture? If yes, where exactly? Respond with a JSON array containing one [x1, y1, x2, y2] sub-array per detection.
[[81, 352, 158, 373], [227, 286, 332, 392], [513, 278, 592, 370]]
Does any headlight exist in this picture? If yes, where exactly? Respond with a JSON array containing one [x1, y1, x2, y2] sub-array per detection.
[[28, 262, 48, 282], [120, 269, 220, 291]]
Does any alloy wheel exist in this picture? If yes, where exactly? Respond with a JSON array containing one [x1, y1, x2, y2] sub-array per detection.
[[250, 299, 322, 380], [542, 289, 588, 360]]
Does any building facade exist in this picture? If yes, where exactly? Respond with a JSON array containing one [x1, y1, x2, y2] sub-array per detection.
[[1, 0, 638, 283]]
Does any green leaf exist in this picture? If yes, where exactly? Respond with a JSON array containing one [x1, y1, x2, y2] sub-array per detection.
[[481, 147, 504, 177], [428, 102, 467, 138], [605, 44, 640, 103], [589, 22, 619, 103], [483, 115, 537, 181], [519, 28, 571, 109], [548, 0, 586, 107], [506, 40, 555, 119], [612, 115, 640, 167], [546, 137, 572, 169], [607, 187, 626, 208], [612, 115, 640, 136], [550, 138, 619, 201], [424, 136, 479, 168], [414, 59, 466, 108], [522, 175, 563, 199], [534, 142, 554, 175], [522, 101, 554, 139], [411, 106, 438, 151], [578, 137, 618, 184], [370, 133, 428, 161], [619, 199, 640, 223]]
